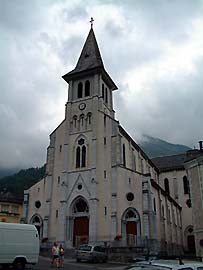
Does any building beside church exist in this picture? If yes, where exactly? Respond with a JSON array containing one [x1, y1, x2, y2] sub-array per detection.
[[22, 27, 196, 255], [184, 144, 203, 258], [0, 194, 23, 223]]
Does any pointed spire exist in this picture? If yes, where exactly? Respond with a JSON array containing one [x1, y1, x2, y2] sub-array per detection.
[[62, 28, 117, 90], [75, 28, 104, 72]]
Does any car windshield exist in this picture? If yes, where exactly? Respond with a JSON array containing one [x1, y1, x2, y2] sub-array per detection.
[[78, 245, 92, 251]]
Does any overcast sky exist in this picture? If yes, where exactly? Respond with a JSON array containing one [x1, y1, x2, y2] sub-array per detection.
[[0, 0, 203, 170]]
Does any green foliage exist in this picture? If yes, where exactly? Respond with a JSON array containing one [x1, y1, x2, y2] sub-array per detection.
[[0, 165, 46, 196]]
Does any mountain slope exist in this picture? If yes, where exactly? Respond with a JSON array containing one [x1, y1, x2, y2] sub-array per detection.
[[138, 135, 191, 158], [0, 165, 46, 196]]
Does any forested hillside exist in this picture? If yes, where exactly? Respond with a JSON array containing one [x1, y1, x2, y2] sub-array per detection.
[[0, 165, 46, 197]]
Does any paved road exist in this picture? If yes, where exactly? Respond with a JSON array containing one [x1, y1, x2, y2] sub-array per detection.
[[27, 256, 128, 270]]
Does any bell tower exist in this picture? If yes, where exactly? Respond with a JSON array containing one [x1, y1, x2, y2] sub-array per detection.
[[62, 26, 118, 118]]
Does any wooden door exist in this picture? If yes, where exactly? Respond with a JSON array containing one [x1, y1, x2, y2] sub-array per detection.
[[126, 221, 137, 246], [73, 217, 89, 247], [126, 221, 137, 235]]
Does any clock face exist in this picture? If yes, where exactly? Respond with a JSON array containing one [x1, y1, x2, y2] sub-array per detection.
[[79, 103, 86, 110]]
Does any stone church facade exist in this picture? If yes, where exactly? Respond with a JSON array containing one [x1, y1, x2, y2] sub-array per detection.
[[22, 28, 193, 255]]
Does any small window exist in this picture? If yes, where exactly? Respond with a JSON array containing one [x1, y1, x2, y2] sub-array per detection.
[[85, 80, 90, 96], [78, 82, 83, 98], [104, 115, 106, 126], [183, 176, 189, 194], [104, 170, 106, 178], [153, 198, 156, 213], [126, 192, 134, 201], [129, 178, 131, 184], [164, 178, 170, 194], [82, 145, 86, 167], [87, 113, 92, 125], [76, 146, 80, 168], [123, 144, 126, 167], [104, 137, 106, 145], [56, 210, 58, 218], [102, 84, 104, 99], [58, 176, 60, 184], [59, 145, 62, 152], [1, 204, 9, 213], [35, 201, 41, 209], [105, 87, 108, 103], [11, 205, 19, 214], [80, 114, 84, 126], [73, 115, 77, 128], [104, 207, 107, 216]]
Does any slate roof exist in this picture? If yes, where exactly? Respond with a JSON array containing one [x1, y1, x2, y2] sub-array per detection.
[[62, 28, 117, 90], [152, 150, 202, 172]]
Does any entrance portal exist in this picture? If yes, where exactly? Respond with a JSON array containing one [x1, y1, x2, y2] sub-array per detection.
[[122, 208, 141, 246], [73, 216, 89, 247], [71, 196, 89, 247]]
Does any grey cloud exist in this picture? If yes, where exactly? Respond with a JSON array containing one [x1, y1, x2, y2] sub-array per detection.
[[0, 0, 202, 170], [115, 58, 203, 148], [0, 0, 48, 34], [62, 6, 88, 23]]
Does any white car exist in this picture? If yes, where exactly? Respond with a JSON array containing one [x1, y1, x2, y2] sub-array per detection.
[[126, 260, 203, 270]]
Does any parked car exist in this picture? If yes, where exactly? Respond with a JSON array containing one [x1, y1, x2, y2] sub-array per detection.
[[0, 222, 39, 269], [125, 260, 203, 270], [75, 244, 108, 263]]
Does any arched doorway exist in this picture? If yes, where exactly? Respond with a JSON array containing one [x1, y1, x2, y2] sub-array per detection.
[[72, 197, 89, 247], [121, 208, 141, 246], [30, 214, 43, 239]]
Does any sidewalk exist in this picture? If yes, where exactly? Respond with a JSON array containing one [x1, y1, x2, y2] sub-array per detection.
[[40, 255, 130, 267]]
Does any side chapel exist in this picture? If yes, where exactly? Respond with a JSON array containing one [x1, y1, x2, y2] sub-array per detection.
[[22, 26, 187, 255]]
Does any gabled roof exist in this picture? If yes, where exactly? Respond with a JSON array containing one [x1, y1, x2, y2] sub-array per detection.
[[62, 28, 117, 90], [152, 150, 201, 172]]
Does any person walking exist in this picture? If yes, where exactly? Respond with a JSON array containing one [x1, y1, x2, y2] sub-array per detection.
[[59, 244, 65, 268], [51, 242, 59, 268]]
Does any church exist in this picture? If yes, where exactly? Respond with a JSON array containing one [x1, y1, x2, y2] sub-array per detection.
[[22, 26, 194, 256]]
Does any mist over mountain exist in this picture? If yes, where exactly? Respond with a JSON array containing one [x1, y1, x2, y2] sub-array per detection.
[[138, 135, 191, 158]]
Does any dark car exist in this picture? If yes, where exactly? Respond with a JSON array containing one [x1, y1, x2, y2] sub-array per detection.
[[75, 244, 107, 263]]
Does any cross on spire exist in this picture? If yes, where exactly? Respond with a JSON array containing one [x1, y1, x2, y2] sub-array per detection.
[[90, 17, 94, 29]]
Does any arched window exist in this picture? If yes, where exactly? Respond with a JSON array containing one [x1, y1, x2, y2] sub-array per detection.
[[73, 198, 89, 213], [73, 115, 77, 128], [123, 144, 126, 167], [75, 138, 87, 168], [82, 145, 86, 167], [164, 178, 170, 194], [85, 80, 90, 96], [76, 146, 80, 168], [78, 82, 83, 98], [87, 112, 92, 125], [105, 87, 108, 103], [183, 176, 189, 194], [102, 84, 104, 99], [80, 114, 84, 126]]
